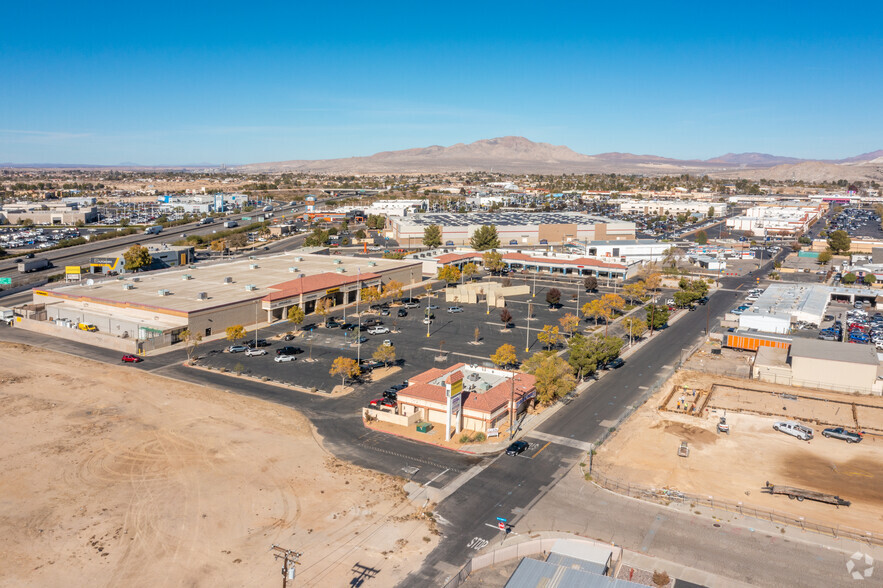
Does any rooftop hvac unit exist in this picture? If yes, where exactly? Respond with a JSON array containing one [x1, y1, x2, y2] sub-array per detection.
[[132, 277, 140, 282], [224, 277, 233, 284], [123, 283, 134, 290], [249, 264, 259, 269], [336, 268, 346, 273], [158, 289, 171, 296], [299, 273, 306, 278], [182, 274, 192, 280], [245, 284, 257, 291], [367, 261, 377, 267], [196, 292, 207, 300], [334, 259, 342, 264], [249, 256, 256, 260], [288, 267, 297, 273], [294, 256, 303, 262]]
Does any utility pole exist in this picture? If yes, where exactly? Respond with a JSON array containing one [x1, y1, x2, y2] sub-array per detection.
[[271, 545, 302, 588]]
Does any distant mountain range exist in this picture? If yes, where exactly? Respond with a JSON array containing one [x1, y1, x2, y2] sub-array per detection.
[[6, 137, 883, 181], [235, 136, 883, 180]]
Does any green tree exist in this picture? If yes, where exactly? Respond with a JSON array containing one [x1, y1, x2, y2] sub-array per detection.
[[842, 272, 857, 285], [817, 250, 833, 265], [354, 229, 367, 239], [422, 224, 442, 248], [123, 243, 152, 271], [622, 316, 648, 344], [470, 225, 500, 250], [696, 230, 708, 245], [304, 228, 329, 246], [707, 206, 715, 218], [646, 303, 669, 331], [864, 274, 877, 285], [287, 305, 305, 331], [827, 230, 851, 255]]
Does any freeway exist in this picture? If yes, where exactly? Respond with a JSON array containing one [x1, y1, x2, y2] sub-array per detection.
[[0, 195, 352, 282]]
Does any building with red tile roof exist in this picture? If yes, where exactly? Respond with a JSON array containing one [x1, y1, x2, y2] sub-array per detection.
[[397, 363, 536, 435]]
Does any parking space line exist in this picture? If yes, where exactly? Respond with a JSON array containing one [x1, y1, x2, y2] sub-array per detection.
[[422, 347, 490, 362]]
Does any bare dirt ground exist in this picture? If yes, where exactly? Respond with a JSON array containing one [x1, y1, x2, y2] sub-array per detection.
[[595, 370, 883, 535], [0, 343, 437, 587]]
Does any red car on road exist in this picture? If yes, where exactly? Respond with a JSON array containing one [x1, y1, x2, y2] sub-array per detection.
[[121, 354, 143, 363]]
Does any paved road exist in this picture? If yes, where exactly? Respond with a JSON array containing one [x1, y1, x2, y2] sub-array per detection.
[[0, 247, 799, 587], [399, 251, 788, 586], [517, 467, 874, 588]]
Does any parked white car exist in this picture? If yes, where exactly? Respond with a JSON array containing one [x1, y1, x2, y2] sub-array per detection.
[[274, 354, 296, 363], [367, 326, 390, 335], [773, 421, 813, 441], [245, 348, 267, 356]]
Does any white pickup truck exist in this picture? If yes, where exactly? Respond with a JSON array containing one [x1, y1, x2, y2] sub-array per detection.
[[773, 421, 813, 441]]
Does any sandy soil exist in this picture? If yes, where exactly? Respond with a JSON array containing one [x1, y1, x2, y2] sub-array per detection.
[[0, 343, 437, 587], [596, 372, 883, 534]]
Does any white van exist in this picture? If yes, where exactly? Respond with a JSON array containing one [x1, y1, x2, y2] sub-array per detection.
[[773, 421, 813, 441]]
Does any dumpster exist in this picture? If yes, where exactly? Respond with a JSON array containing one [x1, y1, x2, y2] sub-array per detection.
[[416, 422, 432, 433]]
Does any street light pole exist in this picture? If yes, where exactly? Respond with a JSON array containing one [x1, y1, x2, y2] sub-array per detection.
[[525, 301, 531, 353], [356, 268, 361, 364]]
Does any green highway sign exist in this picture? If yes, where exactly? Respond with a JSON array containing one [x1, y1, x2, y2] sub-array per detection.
[[0, 278, 11, 285]]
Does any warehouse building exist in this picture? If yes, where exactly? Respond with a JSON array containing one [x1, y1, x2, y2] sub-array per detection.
[[22, 253, 423, 352], [738, 283, 879, 333], [389, 212, 635, 247], [726, 204, 823, 237], [753, 339, 881, 395], [0, 201, 99, 225]]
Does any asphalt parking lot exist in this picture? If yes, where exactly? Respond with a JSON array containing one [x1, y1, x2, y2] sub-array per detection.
[[195, 282, 604, 400]]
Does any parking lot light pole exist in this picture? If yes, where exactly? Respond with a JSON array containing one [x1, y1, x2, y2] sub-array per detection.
[[525, 301, 531, 353], [426, 289, 432, 338], [357, 268, 361, 364]]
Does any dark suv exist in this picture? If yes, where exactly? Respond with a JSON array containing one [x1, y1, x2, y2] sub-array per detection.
[[276, 346, 304, 355]]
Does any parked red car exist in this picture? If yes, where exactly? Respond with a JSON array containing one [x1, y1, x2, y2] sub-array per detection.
[[369, 398, 396, 409], [121, 354, 143, 363]]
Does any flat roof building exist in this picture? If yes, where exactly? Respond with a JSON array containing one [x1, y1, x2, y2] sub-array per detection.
[[24, 252, 423, 352], [753, 339, 881, 395], [739, 283, 881, 333], [615, 199, 727, 218], [390, 212, 635, 247]]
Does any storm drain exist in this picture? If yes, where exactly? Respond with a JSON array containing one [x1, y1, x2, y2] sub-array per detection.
[[401, 466, 420, 476]]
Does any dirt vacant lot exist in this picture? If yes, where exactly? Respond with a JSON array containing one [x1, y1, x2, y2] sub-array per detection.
[[0, 343, 436, 587], [596, 371, 883, 535]]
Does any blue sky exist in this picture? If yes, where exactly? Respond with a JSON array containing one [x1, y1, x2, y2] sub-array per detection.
[[1, 1, 881, 165]]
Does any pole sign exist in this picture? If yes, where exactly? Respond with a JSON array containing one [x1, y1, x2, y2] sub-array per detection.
[[498, 522, 506, 530], [496, 517, 507, 522]]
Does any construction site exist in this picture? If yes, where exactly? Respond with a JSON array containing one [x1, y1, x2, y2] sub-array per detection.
[[593, 365, 883, 537]]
